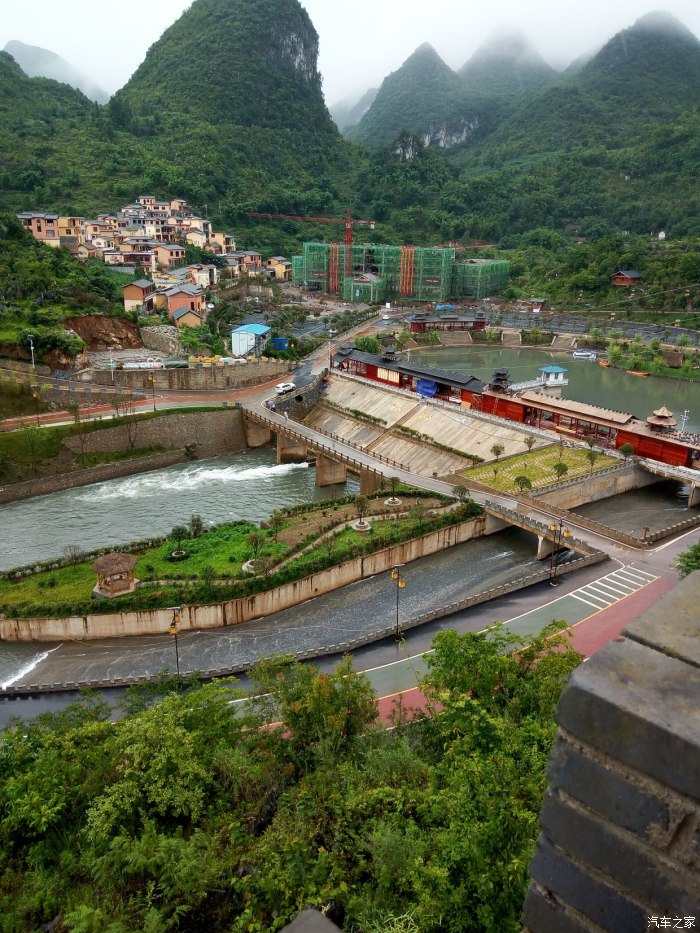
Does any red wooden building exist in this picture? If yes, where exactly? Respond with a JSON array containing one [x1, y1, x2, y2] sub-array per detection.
[[331, 347, 700, 470], [611, 269, 643, 287], [407, 312, 487, 334]]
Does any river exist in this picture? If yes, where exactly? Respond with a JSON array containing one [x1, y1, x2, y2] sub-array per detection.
[[414, 347, 700, 432], [0, 448, 358, 573]]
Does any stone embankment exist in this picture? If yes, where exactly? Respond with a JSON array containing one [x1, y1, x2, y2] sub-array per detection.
[[0, 409, 250, 505]]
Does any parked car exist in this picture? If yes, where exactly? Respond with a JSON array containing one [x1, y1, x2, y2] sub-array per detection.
[[275, 382, 296, 395]]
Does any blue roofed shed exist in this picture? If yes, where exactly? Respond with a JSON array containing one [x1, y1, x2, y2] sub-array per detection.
[[230, 322, 271, 357]]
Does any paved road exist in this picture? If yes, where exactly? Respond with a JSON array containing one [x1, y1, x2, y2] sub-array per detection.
[[1, 528, 692, 727]]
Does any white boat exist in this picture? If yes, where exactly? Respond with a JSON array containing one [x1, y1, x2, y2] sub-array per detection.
[[572, 350, 597, 360]]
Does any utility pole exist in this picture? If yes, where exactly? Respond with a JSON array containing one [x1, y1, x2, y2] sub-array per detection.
[[169, 607, 181, 676], [391, 566, 407, 641], [548, 519, 572, 586]]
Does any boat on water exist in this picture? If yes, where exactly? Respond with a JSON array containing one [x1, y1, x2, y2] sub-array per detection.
[[599, 360, 610, 367], [572, 350, 597, 360], [626, 370, 649, 376]]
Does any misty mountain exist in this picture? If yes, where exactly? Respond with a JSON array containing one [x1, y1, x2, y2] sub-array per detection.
[[477, 11, 700, 156], [458, 30, 558, 101], [3, 39, 109, 103], [348, 43, 485, 149], [329, 87, 378, 131], [349, 32, 557, 150]]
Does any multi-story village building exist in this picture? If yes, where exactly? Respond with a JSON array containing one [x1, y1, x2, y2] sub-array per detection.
[[17, 197, 257, 314]]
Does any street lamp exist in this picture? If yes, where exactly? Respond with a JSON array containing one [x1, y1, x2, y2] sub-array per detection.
[[108, 357, 115, 385], [390, 566, 407, 642], [30, 384, 40, 426], [169, 607, 181, 676], [548, 520, 572, 586], [147, 373, 156, 411], [27, 334, 35, 370]]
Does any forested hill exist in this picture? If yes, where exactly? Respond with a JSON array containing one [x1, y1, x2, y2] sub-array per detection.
[[0, 0, 359, 230], [457, 30, 558, 102], [348, 43, 485, 149], [112, 0, 336, 138], [481, 11, 700, 156]]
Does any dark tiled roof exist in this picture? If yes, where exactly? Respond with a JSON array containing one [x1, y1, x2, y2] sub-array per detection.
[[332, 348, 484, 391]]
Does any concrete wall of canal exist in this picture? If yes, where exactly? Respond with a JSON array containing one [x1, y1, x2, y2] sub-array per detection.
[[0, 409, 249, 505], [0, 516, 490, 642]]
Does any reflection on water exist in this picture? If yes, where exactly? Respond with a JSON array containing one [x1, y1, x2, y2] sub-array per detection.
[[573, 481, 693, 535], [416, 347, 700, 432]]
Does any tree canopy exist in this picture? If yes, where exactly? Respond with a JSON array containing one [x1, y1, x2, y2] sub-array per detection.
[[0, 623, 581, 931]]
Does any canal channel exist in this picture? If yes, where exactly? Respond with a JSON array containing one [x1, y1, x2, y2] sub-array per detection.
[[2, 349, 699, 691]]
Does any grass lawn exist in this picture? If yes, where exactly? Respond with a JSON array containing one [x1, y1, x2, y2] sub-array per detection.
[[463, 444, 618, 494], [0, 489, 462, 615]]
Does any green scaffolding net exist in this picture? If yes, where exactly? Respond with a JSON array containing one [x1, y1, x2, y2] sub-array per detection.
[[450, 260, 510, 298], [292, 244, 510, 301]]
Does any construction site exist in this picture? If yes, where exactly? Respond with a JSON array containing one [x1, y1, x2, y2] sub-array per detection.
[[291, 242, 510, 303]]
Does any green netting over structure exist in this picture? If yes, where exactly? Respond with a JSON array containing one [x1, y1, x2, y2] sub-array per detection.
[[413, 247, 455, 302], [291, 255, 304, 285], [292, 243, 507, 301], [341, 274, 388, 303], [450, 260, 510, 298]]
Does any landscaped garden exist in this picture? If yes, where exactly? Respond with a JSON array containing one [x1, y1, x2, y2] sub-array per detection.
[[0, 485, 482, 618], [462, 442, 618, 494]]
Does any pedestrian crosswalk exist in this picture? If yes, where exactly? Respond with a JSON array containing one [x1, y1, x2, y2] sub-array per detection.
[[571, 566, 657, 610]]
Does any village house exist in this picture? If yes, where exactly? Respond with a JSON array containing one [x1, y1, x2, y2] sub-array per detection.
[[234, 249, 263, 271], [172, 307, 204, 329], [122, 279, 156, 314], [156, 283, 205, 321], [16, 212, 60, 245], [266, 256, 293, 281], [184, 227, 208, 249], [187, 264, 219, 288], [612, 269, 643, 287], [77, 242, 100, 262], [208, 231, 237, 254], [154, 242, 187, 269]]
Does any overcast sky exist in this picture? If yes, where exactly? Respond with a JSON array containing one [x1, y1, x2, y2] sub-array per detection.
[[2, 0, 699, 104]]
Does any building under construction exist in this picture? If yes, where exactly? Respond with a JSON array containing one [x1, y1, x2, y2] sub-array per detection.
[[291, 242, 509, 302]]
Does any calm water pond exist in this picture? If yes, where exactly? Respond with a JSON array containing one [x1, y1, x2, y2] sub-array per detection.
[[415, 347, 700, 432]]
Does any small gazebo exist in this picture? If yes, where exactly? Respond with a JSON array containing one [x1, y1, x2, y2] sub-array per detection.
[[92, 553, 139, 597], [646, 406, 677, 433]]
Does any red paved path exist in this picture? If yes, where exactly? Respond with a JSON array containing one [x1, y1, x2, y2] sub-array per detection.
[[375, 575, 676, 725]]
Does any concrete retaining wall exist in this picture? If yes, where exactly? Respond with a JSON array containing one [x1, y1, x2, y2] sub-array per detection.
[[89, 360, 291, 392], [0, 451, 187, 505], [522, 571, 700, 931], [0, 518, 488, 643], [62, 409, 248, 458], [0, 410, 248, 504], [534, 463, 661, 511]]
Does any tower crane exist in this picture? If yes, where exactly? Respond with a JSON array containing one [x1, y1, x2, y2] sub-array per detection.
[[247, 208, 375, 291]]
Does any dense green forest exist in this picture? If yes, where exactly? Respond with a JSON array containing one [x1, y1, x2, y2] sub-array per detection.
[[0, 215, 129, 360], [0, 624, 581, 932], [2, 3, 700, 251]]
